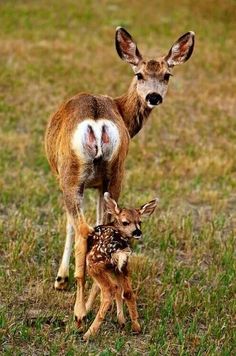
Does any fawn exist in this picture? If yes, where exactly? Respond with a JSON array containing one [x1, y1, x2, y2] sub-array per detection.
[[45, 27, 194, 324], [83, 192, 158, 340]]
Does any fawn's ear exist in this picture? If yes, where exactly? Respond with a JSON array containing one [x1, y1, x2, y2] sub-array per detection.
[[139, 198, 159, 218], [115, 27, 143, 67], [104, 192, 120, 215], [165, 31, 195, 67]]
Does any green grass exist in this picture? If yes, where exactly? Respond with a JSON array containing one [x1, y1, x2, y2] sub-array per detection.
[[0, 0, 236, 354]]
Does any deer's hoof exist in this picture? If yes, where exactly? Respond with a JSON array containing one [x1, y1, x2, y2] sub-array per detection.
[[118, 316, 126, 328], [54, 275, 69, 290], [74, 313, 86, 329], [119, 322, 125, 329]]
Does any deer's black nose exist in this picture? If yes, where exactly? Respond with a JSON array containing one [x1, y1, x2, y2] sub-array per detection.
[[146, 93, 163, 106], [132, 229, 142, 239]]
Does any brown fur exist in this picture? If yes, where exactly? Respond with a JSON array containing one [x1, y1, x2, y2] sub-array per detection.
[[82, 194, 158, 339], [45, 94, 130, 324], [45, 27, 194, 325], [44, 65, 158, 324], [114, 80, 152, 137]]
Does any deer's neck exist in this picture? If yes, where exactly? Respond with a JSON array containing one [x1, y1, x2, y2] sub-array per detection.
[[114, 80, 152, 138]]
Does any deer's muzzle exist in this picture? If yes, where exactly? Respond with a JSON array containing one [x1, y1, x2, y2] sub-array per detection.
[[146, 92, 163, 106], [132, 229, 142, 239]]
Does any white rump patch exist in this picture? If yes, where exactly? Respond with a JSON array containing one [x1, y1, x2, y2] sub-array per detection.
[[71, 119, 120, 162]]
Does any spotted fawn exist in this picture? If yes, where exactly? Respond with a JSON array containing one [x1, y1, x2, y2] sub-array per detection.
[[82, 192, 158, 340]]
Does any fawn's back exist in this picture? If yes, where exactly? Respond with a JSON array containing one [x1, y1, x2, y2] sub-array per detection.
[[87, 225, 132, 273]]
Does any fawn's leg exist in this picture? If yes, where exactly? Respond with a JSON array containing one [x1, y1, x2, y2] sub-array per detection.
[[115, 286, 125, 327], [117, 272, 141, 333], [85, 282, 100, 312], [55, 213, 74, 290], [85, 269, 125, 326], [83, 271, 116, 340]]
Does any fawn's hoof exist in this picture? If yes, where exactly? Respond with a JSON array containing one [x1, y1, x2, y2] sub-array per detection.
[[54, 275, 69, 290], [83, 329, 94, 341], [83, 332, 90, 341], [132, 321, 141, 333]]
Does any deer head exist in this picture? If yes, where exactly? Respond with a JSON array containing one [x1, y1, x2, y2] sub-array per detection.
[[115, 27, 195, 108], [104, 192, 158, 239]]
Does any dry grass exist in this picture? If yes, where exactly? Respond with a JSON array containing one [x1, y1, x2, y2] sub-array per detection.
[[0, 0, 236, 354]]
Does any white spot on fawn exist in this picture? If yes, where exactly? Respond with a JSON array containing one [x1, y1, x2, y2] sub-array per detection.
[[111, 248, 131, 272]]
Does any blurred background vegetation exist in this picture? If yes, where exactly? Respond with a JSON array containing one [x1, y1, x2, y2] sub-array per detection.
[[0, 0, 235, 354]]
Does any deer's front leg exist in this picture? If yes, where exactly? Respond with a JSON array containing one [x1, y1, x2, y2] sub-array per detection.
[[55, 213, 74, 290]]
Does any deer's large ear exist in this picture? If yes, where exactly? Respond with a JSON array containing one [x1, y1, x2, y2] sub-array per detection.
[[139, 198, 159, 218], [115, 27, 143, 66], [165, 31, 195, 67], [104, 192, 120, 215]]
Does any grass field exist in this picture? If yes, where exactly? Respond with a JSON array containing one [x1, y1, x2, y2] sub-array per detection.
[[0, 0, 236, 354]]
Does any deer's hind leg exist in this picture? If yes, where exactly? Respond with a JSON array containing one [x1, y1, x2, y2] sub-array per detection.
[[85, 182, 111, 313], [60, 163, 92, 326]]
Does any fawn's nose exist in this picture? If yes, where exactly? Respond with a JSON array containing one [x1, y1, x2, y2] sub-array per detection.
[[146, 92, 163, 106], [132, 229, 142, 239]]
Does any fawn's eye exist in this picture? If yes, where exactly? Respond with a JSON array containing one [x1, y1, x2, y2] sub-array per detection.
[[136, 73, 144, 80], [164, 73, 172, 81], [122, 221, 130, 226]]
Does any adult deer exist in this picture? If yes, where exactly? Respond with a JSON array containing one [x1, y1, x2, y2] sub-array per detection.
[[45, 27, 195, 325]]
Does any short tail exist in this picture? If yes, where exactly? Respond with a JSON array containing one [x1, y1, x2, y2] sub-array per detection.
[[84, 123, 116, 161]]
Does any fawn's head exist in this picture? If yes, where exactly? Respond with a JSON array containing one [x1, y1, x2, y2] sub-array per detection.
[[104, 192, 158, 239], [116, 27, 195, 108]]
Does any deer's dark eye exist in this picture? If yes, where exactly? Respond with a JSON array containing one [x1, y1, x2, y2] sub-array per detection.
[[122, 221, 130, 226], [136, 73, 144, 80], [164, 73, 172, 81]]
